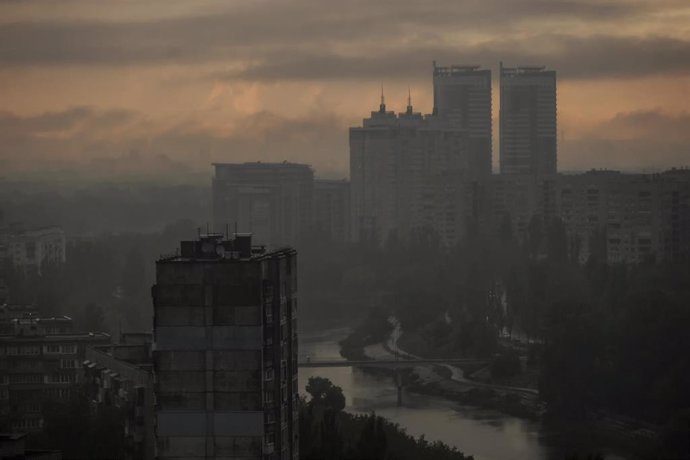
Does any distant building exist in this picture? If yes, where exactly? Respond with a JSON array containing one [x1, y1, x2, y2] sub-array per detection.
[[556, 170, 690, 264], [433, 63, 492, 176], [83, 332, 154, 460], [500, 64, 557, 175], [349, 91, 487, 246], [0, 316, 110, 432], [313, 179, 350, 242], [212, 162, 314, 247], [152, 233, 298, 460], [480, 169, 690, 264], [0, 227, 65, 276]]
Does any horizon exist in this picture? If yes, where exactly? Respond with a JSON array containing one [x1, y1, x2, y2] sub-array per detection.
[[2, 0, 690, 179]]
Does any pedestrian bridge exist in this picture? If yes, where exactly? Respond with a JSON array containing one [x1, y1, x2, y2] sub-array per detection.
[[297, 358, 488, 368]]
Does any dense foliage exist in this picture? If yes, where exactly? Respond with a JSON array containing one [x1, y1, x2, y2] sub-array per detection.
[[299, 377, 471, 460]]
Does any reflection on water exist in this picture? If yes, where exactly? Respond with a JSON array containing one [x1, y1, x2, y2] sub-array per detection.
[[298, 327, 631, 460]]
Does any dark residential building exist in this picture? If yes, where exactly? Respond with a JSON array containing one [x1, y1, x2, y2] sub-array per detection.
[[82, 332, 155, 460], [0, 316, 110, 432], [212, 162, 314, 247], [500, 64, 557, 175], [152, 233, 298, 460]]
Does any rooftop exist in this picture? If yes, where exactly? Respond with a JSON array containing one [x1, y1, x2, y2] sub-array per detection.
[[158, 233, 295, 263]]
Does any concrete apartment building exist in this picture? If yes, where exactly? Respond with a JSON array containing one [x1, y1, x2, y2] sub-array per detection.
[[313, 179, 350, 242], [349, 81, 489, 246], [500, 64, 557, 175], [212, 162, 314, 248], [83, 332, 155, 460], [0, 316, 110, 432], [152, 233, 298, 460]]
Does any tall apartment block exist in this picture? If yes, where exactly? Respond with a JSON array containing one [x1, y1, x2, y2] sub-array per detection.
[[433, 63, 492, 176], [152, 234, 298, 460], [212, 163, 314, 248], [500, 64, 557, 175], [350, 72, 489, 246]]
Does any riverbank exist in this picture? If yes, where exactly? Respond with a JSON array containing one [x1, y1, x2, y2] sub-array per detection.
[[337, 320, 659, 459]]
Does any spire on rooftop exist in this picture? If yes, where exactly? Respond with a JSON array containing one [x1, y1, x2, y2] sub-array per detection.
[[406, 86, 413, 115], [379, 84, 386, 113]]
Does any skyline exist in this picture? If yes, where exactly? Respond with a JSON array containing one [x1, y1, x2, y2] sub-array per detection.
[[1, 0, 689, 178]]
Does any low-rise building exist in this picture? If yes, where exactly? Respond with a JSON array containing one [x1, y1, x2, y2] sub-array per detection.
[[0, 316, 110, 432], [83, 332, 154, 460]]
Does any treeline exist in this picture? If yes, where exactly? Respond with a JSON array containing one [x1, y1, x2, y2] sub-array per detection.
[[300, 377, 472, 460], [300, 218, 690, 455]]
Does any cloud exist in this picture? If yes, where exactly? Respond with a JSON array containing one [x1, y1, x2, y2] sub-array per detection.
[[1, 0, 688, 82], [0, 106, 350, 177], [561, 110, 690, 171]]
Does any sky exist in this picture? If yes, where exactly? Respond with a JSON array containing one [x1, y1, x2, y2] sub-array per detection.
[[1, 0, 689, 179]]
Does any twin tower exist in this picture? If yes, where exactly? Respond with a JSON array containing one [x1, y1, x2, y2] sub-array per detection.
[[349, 62, 557, 245], [433, 62, 557, 175]]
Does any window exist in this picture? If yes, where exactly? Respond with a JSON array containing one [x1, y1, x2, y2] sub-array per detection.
[[48, 374, 73, 384], [61, 344, 76, 354], [60, 359, 78, 369], [45, 344, 60, 354], [6, 346, 18, 356], [20, 346, 40, 355]]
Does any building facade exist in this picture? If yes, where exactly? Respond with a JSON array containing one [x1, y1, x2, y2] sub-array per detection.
[[313, 179, 350, 243], [432, 63, 492, 176], [83, 332, 155, 460], [0, 227, 65, 276], [212, 163, 314, 248], [0, 316, 110, 432], [349, 91, 487, 246], [152, 234, 298, 460], [500, 64, 557, 175]]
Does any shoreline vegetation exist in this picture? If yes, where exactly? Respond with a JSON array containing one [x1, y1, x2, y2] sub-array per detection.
[[300, 376, 472, 460], [336, 315, 663, 460]]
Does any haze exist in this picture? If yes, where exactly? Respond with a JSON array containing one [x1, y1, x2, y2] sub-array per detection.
[[1, 0, 689, 179]]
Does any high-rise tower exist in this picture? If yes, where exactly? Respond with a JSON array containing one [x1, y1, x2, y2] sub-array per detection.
[[432, 63, 492, 175], [499, 64, 557, 175], [152, 234, 298, 460]]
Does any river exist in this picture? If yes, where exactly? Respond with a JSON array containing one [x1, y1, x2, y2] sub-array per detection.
[[298, 326, 633, 460]]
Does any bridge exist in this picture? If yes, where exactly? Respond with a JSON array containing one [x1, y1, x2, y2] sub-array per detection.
[[297, 358, 488, 368]]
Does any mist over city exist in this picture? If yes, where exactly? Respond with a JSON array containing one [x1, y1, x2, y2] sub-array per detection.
[[1, 1, 689, 459]]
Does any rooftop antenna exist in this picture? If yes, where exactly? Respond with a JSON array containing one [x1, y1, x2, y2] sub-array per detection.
[[379, 84, 386, 112], [234, 221, 238, 237], [406, 86, 413, 114]]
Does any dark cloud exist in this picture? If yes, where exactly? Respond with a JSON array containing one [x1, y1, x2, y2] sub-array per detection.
[[0, 0, 686, 81], [222, 34, 690, 82]]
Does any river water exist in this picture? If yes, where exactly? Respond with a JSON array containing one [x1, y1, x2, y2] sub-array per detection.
[[298, 327, 633, 460]]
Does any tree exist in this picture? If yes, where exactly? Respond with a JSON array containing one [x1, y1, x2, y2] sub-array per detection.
[[305, 376, 346, 412]]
